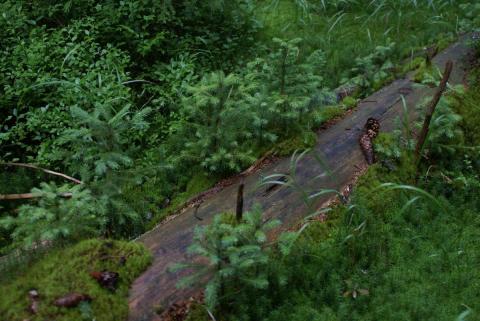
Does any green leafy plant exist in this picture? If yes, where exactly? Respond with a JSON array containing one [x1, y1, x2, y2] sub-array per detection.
[[60, 103, 151, 181], [342, 40, 396, 94], [172, 71, 257, 175], [415, 91, 465, 160], [245, 38, 327, 137], [172, 206, 295, 310]]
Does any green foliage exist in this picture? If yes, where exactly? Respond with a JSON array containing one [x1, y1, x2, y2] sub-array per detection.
[[342, 41, 396, 94], [61, 103, 151, 182], [416, 89, 465, 160], [2, 0, 480, 254], [0, 239, 152, 321], [0, 183, 105, 250], [374, 133, 403, 162], [458, 3, 480, 31], [259, 0, 471, 88], [401, 56, 426, 75], [245, 38, 327, 137], [450, 81, 480, 145], [341, 96, 357, 110], [172, 72, 257, 175], [413, 63, 441, 85]]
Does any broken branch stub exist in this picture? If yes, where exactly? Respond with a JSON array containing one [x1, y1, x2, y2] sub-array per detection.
[[414, 60, 454, 163]]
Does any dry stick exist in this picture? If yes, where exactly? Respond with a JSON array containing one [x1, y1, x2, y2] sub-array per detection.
[[0, 193, 37, 200], [1, 163, 83, 185], [414, 60, 454, 164], [0, 163, 81, 200], [0, 192, 73, 201], [236, 181, 244, 222]]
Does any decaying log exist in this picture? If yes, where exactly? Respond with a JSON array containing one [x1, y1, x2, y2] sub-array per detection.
[[359, 118, 380, 165]]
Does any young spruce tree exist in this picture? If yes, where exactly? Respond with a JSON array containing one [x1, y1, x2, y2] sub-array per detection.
[[174, 71, 257, 175]]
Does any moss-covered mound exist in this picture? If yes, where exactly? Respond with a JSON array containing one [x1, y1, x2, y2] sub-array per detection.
[[0, 239, 151, 321]]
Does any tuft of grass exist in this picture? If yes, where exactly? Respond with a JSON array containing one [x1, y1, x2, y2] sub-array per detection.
[[0, 239, 151, 321]]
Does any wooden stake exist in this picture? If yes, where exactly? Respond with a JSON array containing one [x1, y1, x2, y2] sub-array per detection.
[[414, 60, 453, 164], [236, 182, 244, 222]]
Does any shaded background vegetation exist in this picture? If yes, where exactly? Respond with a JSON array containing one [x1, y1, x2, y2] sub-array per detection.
[[1, 0, 480, 320], [1, 0, 479, 255]]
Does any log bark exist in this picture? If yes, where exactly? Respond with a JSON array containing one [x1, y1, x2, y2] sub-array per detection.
[[414, 60, 453, 163]]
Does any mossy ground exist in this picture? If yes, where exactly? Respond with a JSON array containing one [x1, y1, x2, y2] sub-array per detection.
[[0, 239, 151, 321]]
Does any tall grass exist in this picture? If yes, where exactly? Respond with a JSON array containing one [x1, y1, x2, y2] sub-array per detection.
[[257, 0, 467, 86]]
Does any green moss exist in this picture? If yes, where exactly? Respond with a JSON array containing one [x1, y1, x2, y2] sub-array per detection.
[[311, 105, 345, 129], [299, 207, 343, 243], [0, 239, 152, 321], [186, 172, 216, 196], [273, 131, 317, 156], [436, 33, 455, 51], [147, 172, 216, 230], [341, 96, 358, 110], [372, 75, 395, 92], [218, 212, 238, 225], [185, 303, 210, 321], [401, 56, 426, 75]]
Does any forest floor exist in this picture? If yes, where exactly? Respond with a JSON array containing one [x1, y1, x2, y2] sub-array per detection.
[[128, 35, 474, 321]]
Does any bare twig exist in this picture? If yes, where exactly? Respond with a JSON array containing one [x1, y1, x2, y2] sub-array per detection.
[[0, 193, 37, 200], [414, 60, 453, 163], [1, 163, 83, 185], [0, 192, 73, 201]]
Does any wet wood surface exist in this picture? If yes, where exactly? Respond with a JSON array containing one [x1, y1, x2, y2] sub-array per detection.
[[128, 36, 472, 321]]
